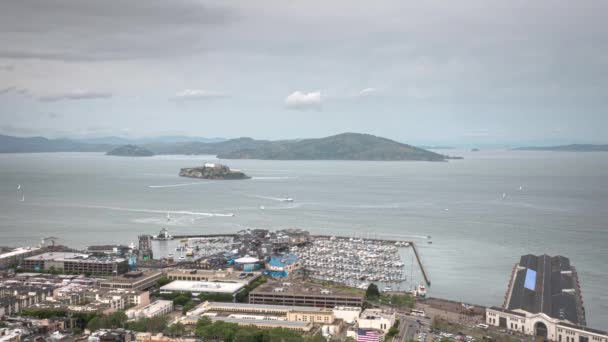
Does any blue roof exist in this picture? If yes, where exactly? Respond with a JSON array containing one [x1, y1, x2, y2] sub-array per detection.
[[268, 254, 298, 267]]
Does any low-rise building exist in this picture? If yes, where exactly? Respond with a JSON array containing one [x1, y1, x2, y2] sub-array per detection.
[[22, 253, 128, 276], [486, 307, 608, 342], [333, 306, 361, 324], [126, 300, 173, 320], [165, 269, 260, 285], [357, 309, 395, 333], [265, 254, 300, 278], [99, 271, 163, 291], [249, 280, 363, 308], [88, 329, 136, 342], [159, 281, 244, 296], [0, 285, 54, 317]]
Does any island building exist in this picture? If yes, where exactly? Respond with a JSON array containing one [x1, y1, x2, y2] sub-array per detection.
[[165, 269, 261, 285], [487, 254, 607, 342], [264, 254, 301, 278], [21, 252, 128, 276], [126, 300, 173, 320], [99, 271, 163, 291], [248, 280, 364, 308], [159, 280, 245, 296]]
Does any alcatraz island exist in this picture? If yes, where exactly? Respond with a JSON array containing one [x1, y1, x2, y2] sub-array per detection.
[[179, 162, 250, 180]]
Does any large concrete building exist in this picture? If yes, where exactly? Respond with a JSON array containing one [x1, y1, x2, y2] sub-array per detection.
[[99, 271, 163, 291], [486, 307, 607, 342], [165, 269, 261, 285], [21, 253, 128, 276], [249, 280, 363, 308], [486, 254, 607, 342]]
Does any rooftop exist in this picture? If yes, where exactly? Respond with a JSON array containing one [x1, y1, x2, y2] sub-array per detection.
[[204, 301, 326, 312], [251, 280, 364, 299], [160, 280, 244, 294], [24, 252, 126, 263], [0, 247, 40, 260], [506, 254, 584, 325]]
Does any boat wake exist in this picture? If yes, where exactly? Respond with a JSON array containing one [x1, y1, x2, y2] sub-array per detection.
[[80, 205, 235, 217], [148, 182, 209, 188], [251, 176, 296, 180]]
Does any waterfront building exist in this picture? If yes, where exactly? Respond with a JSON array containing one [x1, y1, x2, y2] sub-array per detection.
[[99, 271, 163, 291], [21, 253, 128, 276], [265, 254, 300, 277], [486, 307, 607, 342], [126, 300, 173, 320], [249, 280, 363, 308], [486, 254, 608, 342], [159, 281, 244, 296], [503, 254, 586, 325]]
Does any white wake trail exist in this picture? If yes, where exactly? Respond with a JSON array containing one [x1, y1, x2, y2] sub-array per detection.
[[80, 205, 234, 217], [148, 182, 210, 188]]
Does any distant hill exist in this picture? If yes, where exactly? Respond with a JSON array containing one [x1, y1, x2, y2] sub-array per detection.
[[0, 134, 109, 153], [216, 133, 449, 161], [106, 144, 155, 157], [78, 135, 226, 145], [0, 132, 456, 161], [514, 144, 608, 152]]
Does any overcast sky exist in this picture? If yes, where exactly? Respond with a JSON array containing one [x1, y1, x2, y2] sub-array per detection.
[[0, 0, 607, 146]]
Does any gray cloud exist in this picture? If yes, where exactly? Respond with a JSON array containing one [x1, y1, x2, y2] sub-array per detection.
[[38, 91, 113, 102]]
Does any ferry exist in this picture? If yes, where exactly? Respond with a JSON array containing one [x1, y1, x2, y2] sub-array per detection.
[[152, 228, 172, 241]]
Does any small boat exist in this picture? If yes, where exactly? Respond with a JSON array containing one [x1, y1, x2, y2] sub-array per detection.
[[20, 194, 25, 202], [167, 253, 174, 258], [260, 205, 265, 210], [281, 197, 294, 203], [501, 192, 507, 200], [179, 256, 185, 260], [427, 240, 433, 244]]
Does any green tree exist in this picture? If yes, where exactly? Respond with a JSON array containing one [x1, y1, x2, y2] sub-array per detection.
[[182, 300, 197, 314], [173, 294, 192, 306], [155, 276, 172, 288], [366, 283, 380, 299], [166, 322, 186, 337]]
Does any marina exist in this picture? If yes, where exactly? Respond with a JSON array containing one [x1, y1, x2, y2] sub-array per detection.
[[147, 228, 431, 293]]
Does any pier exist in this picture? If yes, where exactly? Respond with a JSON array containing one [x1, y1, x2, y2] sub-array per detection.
[[171, 233, 237, 239], [411, 241, 431, 286]]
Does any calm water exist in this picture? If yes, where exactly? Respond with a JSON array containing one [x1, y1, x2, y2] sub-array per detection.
[[0, 151, 606, 328]]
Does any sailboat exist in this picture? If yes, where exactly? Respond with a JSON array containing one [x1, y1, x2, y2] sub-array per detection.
[[501, 192, 507, 200], [17, 184, 21, 190]]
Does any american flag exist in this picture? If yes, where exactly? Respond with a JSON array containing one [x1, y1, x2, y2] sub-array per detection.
[[357, 328, 380, 342]]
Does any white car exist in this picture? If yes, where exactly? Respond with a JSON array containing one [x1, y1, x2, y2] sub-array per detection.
[[476, 323, 489, 329]]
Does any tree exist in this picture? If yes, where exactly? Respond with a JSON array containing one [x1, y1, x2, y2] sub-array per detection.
[[173, 294, 192, 306], [366, 283, 380, 299], [182, 300, 197, 314], [166, 322, 186, 337], [156, 276, 172, 288], [107, 311, 128, 329]]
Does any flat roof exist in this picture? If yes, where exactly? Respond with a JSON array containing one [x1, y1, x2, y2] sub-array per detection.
[[210, 316, 310, 328], [206, 301, 325, 312], [251, 280, 364, 299], [507, 254, 583, 324], [24, 252, 125, 263], [160, 281, 244, 294], [0, 247, 40, 259], [101, 271, 162, 284]]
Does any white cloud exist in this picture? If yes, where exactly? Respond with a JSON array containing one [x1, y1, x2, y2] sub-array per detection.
[[357, 88, 377, 97], [38, 90, 112, 102], [171, 89, 226, 101], [284, 91, 322, 110]]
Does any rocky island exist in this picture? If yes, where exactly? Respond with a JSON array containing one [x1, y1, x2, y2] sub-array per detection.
[[106, 144, 155, 157], [179, 162, 250, 180]]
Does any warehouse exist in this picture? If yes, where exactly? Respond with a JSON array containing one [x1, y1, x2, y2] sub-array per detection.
[[159, 281, 244, 296]]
